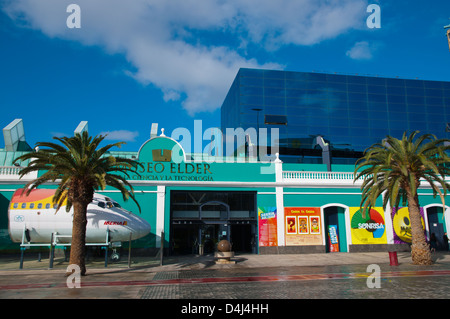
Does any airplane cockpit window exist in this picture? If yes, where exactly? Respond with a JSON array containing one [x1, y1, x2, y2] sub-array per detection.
[[98, 202, 106, 208], [106, 202, 113, 208], [113, 202, 121, 208]]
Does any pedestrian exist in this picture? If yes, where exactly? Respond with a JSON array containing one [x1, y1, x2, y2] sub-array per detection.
[[443, 233, 449, 251], [430, 233, 437, 252]]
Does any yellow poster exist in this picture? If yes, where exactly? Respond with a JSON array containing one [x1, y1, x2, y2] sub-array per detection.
[[350, 207, 387, 245], [391, 207, 425, 244]]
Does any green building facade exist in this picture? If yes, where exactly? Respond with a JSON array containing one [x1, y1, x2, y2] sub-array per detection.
[[1, 120, 448, 255]]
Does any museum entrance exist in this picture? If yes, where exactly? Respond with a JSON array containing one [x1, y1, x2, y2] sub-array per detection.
[[324, 206, 348, 253], [426, 206, 447, 251], [170, 190, 257, 255]]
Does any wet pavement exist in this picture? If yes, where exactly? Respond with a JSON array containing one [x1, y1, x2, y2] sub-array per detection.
[[1, 251, 450, 302]]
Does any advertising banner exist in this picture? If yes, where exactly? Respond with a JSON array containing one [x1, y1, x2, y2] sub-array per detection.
[[391, 207, 425, 244], [284, 207, 322, 246], [350, 207, 387, 245], [328, 225, 339, 252], [258, 207, 277, 247]]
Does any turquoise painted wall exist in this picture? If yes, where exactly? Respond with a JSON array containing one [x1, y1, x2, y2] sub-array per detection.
[[0, 134, 448, 253]]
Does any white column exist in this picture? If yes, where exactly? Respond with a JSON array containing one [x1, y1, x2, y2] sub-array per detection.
[[383, 192, 394, 244], [445, 206, 450, 241], [344, 206, 352, 252], [156, 185, 166, 248], [274, 154, 285, 247]]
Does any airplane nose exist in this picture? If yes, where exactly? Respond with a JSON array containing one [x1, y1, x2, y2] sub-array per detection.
[[131, 215, 151, 240], [139, 219, 151, 237]]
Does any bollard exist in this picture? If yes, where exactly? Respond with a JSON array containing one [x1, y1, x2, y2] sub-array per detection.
[[49, 233, 55, 269], [389, 251, 399, 266], [103, 246, 108, 268], [128, 232, 132, 268], [19, 247, 25, 269]]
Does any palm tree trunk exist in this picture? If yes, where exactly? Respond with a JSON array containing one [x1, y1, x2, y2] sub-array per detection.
[[407, 192, 433, 265], [68, 201, 88, 275]]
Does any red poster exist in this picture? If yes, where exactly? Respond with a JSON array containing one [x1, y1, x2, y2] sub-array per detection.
[[258, 207, 277, 247], [286, 216, 297, 234]]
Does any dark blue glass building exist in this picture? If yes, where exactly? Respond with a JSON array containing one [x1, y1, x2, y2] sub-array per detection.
[[221, 68, 450, 164]]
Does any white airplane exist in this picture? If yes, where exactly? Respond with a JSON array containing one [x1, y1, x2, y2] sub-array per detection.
[[8, 188, 151, 257]]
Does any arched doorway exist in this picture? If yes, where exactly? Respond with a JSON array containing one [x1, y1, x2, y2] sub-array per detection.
[[425, 205, 448, 251], [323, 205, 348, 253]]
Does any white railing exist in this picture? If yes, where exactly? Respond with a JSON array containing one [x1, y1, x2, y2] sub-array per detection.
[[0, 166, 37, 180], [282, 170, 363, 186], [283, 171, 355, 181], [0, 166, 21, 175], [282, 170, 450, 188]]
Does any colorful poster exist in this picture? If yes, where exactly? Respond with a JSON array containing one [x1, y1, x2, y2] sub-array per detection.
[[258, 207, 277, 247], [310, 216, 321, 234], [350, 207, 387, 245], [391, 207, 425, 244], [328, 225, 339, 252], [298, 216, 309, 234], [284, 207, 322, 246], [286, 216, 297, 234]]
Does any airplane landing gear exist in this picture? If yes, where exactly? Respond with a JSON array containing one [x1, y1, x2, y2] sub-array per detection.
[[109, 242, 122, 262], [110, 249, 121, 262]]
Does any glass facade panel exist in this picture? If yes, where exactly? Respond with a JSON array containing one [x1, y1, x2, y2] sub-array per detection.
[[240, 76, 263, 86], [407, 87, 425, 97], [265, 97, 285, 107], [241, 95, 263, 106], [349, 91, 367, 101], [388, 103, 407, 113], [407, 96, 425, 105], [387, 86, 405, 95], [348, 83, 366, 92], [387, 94, 406, 104], [241, 86, 263, 96], [426, 89, 443, 97], [265, 105, 285, 114], [264, 78, 285, 88], [386, 78, 405, 87], [221, 68, 450, 162], [426, 97, 443, 105]]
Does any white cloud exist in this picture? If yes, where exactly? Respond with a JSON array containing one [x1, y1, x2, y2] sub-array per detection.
[[233, 0, 368, 49], [100, 130, 139, 142], [346, 41, 374, 60], [3, 0, 368, 114], [50, 131, 66, 138]]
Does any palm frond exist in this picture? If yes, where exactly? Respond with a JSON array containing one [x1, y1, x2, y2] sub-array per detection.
[[14, 131, 143, 212], [354, 131, 450, 219]]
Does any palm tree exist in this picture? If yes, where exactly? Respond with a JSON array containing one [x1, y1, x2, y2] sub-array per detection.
[[13, 131, 142, 275], [354, 131, 450, 265]]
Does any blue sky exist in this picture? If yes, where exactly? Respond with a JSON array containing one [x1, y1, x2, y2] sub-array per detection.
[[0, 0, 449, 152]]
